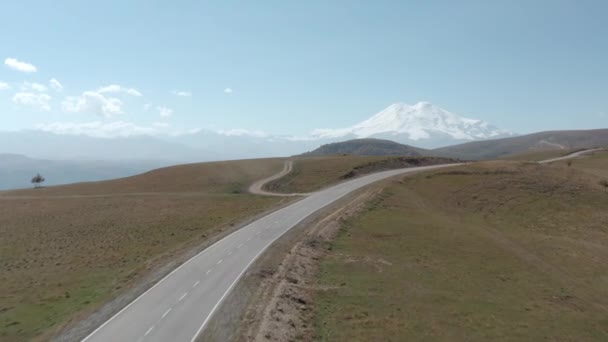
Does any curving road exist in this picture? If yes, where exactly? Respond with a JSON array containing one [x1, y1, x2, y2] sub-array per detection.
[[538, 148, 604, 164], [248, 160, 309, 196], [81, 149, 601, 342], [81, 162, 460, 342]]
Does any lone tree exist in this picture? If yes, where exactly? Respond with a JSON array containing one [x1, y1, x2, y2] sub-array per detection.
[[31, 173, 45, 188]]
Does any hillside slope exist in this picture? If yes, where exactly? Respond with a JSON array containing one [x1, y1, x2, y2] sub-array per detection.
[[433, 129, 608, 160], [313, 159, 608, 341], [0, 158, 287, 341]]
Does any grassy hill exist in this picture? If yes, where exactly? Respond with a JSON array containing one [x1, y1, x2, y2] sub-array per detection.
[[0, 158, 288, 341], [433, 129, 608, 160], [313, 156, 608, 341], [302, 138, 428, 157], [263, 155, 458, 194], [298, 129, 608, 162]]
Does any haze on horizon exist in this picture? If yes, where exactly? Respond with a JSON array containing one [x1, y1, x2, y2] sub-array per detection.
[[0, 0, 607, 140]]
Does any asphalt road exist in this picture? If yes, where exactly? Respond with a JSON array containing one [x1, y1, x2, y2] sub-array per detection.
[[81, 162, 460, 342]]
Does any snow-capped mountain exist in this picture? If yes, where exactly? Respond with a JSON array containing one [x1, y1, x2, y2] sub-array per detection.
[[310, 102, 513, 148]]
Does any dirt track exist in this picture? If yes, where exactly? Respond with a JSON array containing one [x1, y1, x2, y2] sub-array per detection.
[[248, 161, 310, 197]]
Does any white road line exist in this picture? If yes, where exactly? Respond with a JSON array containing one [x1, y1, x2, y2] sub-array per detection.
[[178, 292, 188, 301], [84, 162, 466, 342], [247, 237, 252, 241], [237, 243, 243, 249], [161, 308, 172, 319], [192, 280, 200, 288], [188, 216, 307, 342], [255, 231, 261, 235], [206, 269, 212, 275], [217, 259, 223, 265], [144, 326, 154, 336]]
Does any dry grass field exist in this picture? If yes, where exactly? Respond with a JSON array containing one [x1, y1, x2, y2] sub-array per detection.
[[0, 158, 286, 341], [501, 149, 578, 161], [552, 149, 608, 179], [314, 160, 608, 341]]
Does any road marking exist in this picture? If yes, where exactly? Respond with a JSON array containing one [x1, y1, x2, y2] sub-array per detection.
[[161, 308, 172, 319], [247, 237, 252, 241], [217, 259, 223, 265], [179, 292, 188, 301], [83, 162, 466, 342], [255, 231, 261, 235], [227, 250, 233, 256], [145, 326, 154, 336], [206, 269, 212, 275], [80, 205, 238, 342], [237, 243, 243, 249], [192, 280, 200, 288]]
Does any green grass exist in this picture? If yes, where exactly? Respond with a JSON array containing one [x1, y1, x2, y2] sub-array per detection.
[[314, 161, 608, 341]]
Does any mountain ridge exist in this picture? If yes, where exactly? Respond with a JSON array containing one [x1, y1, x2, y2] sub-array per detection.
[[310, 102, 514, 147]]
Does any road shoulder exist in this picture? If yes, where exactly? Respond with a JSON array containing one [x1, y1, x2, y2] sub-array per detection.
[[198, 183, 386, 341]]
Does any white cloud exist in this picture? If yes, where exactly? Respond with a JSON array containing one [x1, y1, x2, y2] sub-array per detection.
[[171, 90, 192, 97], [49, 78, 63, 92], [13, 92, 52, 111], [37, 121, 162, 138], [22, 81, 47, 92], [157, 106, 173, 118], [0, 81, 9, 90], [126, 88, 142, 96], [36, 121, 192, 138], [4, 57, 37, 73], [62, 91, 123, 118], [98, 84, 142, 97], [143, 103, 152, 111], [217, 128, 268, 138], [224, 87, 233, 94]]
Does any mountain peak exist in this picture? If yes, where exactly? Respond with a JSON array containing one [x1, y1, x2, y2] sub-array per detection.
[[310, 102, 513, 148], [413, 101, 432, 109]]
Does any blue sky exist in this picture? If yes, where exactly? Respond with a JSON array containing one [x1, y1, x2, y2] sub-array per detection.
[[0, 0, 606, 137]]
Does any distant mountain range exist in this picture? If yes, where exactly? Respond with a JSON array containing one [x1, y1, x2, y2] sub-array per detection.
[[302, 129, 608, 161], [1, 102, 606, 190], [1, 102, 510, 162]]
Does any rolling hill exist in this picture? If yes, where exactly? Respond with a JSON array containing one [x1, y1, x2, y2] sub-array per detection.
[[0, 158, 287, 341], [301, 138, 428, 156], [433, 129, 608, 160]]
